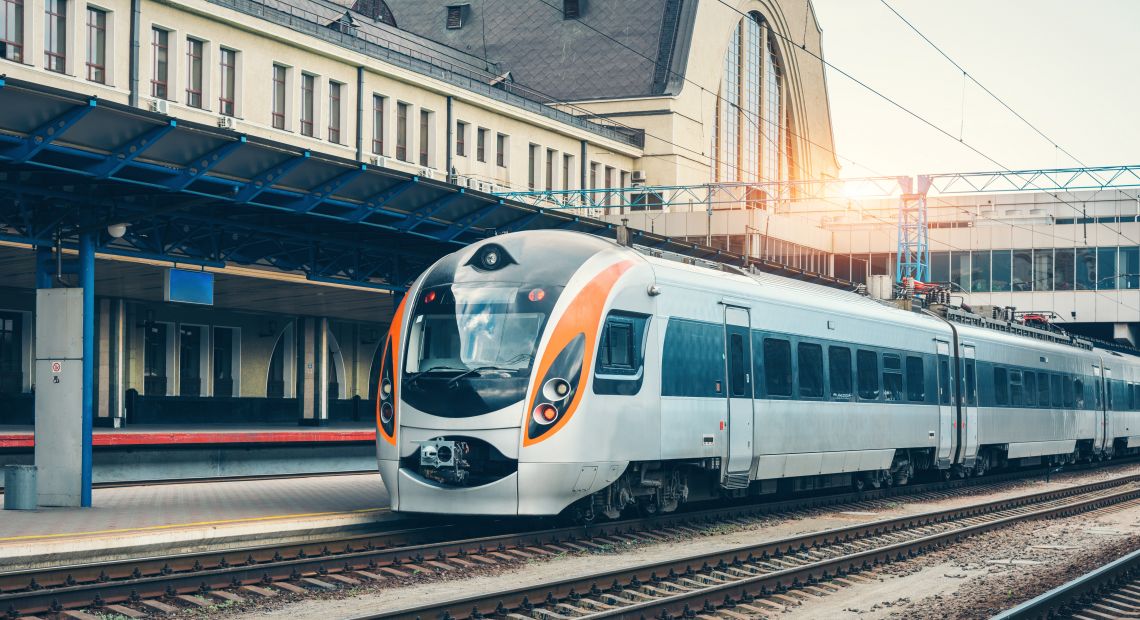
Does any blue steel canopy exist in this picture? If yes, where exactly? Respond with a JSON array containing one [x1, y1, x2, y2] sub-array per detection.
[[0, 76, 852, 290]]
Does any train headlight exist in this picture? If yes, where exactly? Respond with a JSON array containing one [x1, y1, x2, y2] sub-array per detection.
[[542, 378, 572, 401], [381, 379, 392, 399], [532, 403, 559, 425], [380, 401, 394, 424], [467, 244, 515, 271]]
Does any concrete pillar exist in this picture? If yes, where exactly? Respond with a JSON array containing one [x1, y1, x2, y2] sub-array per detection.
[[297, 317, 327, 426], [95, 298, 125, 427]]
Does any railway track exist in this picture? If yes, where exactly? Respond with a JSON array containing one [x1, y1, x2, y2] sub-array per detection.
[[375, 476, 1140, 620], [992, 545, 1140, 620], [1, 462, 1136, 619]]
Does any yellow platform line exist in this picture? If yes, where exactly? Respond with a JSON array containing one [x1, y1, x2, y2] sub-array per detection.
[[0, 507, 388, 543]]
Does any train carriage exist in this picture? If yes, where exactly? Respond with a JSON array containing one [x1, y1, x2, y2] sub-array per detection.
[[375, 230, 1140, 518]]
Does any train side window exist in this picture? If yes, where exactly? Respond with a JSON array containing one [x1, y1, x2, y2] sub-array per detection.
[[1063, 376, 1075, 408], [963, 358, 976, 406], [994, 367, 1009, 406], [595, 311, 650, 396], [1074, 378, 1085, 408], [1024, 371, 1037, 407], [857, 349, 879, 400], [882, 353, 903, 401], [1130, 383, 1136, 410], [798, 342, 824, 398], [1009, 370, 1024, 406], [939, 356, 951, 405], [906, 356, 925, 401], [1051, 374, 1063, 407], [828, 346, 853, 400], [763, 338, 792, 397], [1037, 372, 1050, 407], [1094, 376, 1103, 410], [1106, 379, 1113, 410], [728, 334, 747, 397]]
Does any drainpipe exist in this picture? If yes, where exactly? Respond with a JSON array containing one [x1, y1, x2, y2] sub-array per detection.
[[445, 95, 453, 183], [355, 66, 364, 161], [128, 0, 140, 107]]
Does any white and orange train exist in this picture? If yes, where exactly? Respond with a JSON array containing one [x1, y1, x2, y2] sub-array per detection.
[[375, 230, 1140, 519]]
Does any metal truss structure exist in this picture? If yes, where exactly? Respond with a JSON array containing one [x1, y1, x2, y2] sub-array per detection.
[[0, 77, 853, 291], [895, 177, 932, 283], [924, 165, 1140, 195]]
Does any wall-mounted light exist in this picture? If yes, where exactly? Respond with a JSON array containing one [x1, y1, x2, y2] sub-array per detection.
[[107, 223, 128, 239]]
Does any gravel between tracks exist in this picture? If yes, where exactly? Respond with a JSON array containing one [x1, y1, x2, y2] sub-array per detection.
[[130, 463, 1140, 620]]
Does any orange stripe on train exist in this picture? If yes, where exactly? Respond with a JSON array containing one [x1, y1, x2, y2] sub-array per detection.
[[523, 259, 636, 447]]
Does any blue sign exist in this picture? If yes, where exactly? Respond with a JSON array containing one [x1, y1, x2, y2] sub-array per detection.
[[164, 269, 214, 305]]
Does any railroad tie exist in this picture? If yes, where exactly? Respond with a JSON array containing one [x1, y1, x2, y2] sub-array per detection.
[[60, 611, 100, 620], [175, 594, 214, 608], [240, 585, 278, 597], [324, 574, 362, 586], [138, 599, 180, 614], [273, 582, 309, 594], [209, 590, 245, 603], [300, 577, 338, 590], [103, 604, 147, 618]]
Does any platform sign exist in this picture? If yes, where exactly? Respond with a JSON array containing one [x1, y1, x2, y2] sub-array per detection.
[[164, 268, 214, 305]]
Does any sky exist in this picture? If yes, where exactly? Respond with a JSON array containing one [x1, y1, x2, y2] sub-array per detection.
[[810, 0, 1140, 178]]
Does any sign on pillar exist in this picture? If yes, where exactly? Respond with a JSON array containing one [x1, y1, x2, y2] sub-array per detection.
[[35, 288, 86, 507]]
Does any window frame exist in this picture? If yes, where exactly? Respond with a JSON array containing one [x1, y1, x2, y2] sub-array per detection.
[[856, 348, 879, 401], [371, 94, 385, 155], [43, 0, 67, 73], [994, 367, 1009, 406], [300, 73, 316, 137], [906, 355, 925, 402], [828, 345, 853, 400], [0, 0, 25, 63], [796, 341, 824, 399], [762, 337, 792, 398], [185, 37, 204, 109], [217, 47, 237, 117], [881, 352, 903, 402], [271, 64, 287, 130], [328, 80, 343, 144], [85, 7, 107, 83], [594, 311, 650, 395]]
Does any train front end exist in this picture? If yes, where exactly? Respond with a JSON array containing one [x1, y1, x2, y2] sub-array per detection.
[[375, 231, 640, 516]]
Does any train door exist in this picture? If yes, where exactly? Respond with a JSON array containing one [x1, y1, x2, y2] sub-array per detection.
[[1093, 365, 1105, 454], [1102, 367, 1114, 454], [934, 339, 955, 468], [722, 306, 754, 489], [961, 345, 979, 466]]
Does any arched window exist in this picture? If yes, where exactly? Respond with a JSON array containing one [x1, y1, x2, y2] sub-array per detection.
[[712, 13, 791, 187]]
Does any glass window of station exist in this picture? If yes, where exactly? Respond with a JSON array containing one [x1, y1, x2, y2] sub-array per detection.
[[836, 247, 1140, 291]]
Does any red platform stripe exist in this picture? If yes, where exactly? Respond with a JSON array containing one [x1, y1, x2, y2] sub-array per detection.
[[0, 430, 376, 448]]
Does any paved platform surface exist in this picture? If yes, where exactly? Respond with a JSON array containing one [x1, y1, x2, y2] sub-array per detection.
[[0, 473, 392, 568], [0, 423, 376, 447]]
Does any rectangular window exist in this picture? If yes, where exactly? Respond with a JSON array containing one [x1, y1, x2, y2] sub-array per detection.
[[729, 333, 747, 397], [85, 7, 106, 83], [1034, 248, 1053, 291], [763, 338, 791, 397], [218, 48, 236, 117], [271, 64, 287, 130], [1061, 376, 1073, 407], [971, 250, 990, 292], [213, 326, 238, 397], [1098, 247, 1117, 290], [1054, 248, 1075, 291], [546, 148, 555, 191], [371, 94, 385, 155], [495, 133, 506, 167], [419, 109, 431, 166], [152, 28, 170, 98], [300, 74, 315, 137], [1012, 249, 1032, 291], [1076, 248, 1096, 290], [965, 358, 976, 406], [143, 323, 168, 395], [476, 127, 486, 162], [185, 38, 203, 108], [601, 322, 632, 369], [1009, 369, 1023, 406], [1074, 378, 1084, 408], [563, 154, 572, 190], [528, 144, 538, 189], [590, 161, 598, 189], [994, 367, 1009, 406], [991, 250, 1012, 292], [1037, 372, 1050, 407], [0, 0, 25, 63], [395, 103, 408, 160], [0, 312, 22, 394], [1120, 246, 1139, 289], [939, 356, 951, 405], [882, 353, 903, 401], [44, 0, 66, 73], [797, 342, 823, 398], [328, 81, 342, 144], [906, 356, 925, 401], [828, 346, 852, 399], [455, 121, 466, 157], [856, 349, 879, 400], [950, 252, 970, 292], [595, 311, 648, 389], [1024, 371, 1037, 407], [1051, 373, 1063, 408]]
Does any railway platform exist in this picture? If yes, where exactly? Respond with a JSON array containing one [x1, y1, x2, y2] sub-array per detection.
[[0, 473, 393, 570], [0, 423, 378, 486]]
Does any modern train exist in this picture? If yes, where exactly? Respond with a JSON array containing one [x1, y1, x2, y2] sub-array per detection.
[[374, 230, 1140, 519]]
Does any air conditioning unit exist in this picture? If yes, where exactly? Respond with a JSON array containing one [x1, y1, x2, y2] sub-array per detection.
[[419, 167, 434, 179], [631, 170, 647, 185], [148, 98, 169, 114], [369, 155, 385, 167], [217, 116, 236, 130]]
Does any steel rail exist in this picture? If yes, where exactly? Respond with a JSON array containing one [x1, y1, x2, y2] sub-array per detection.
[[372, 477, 1140, 620], [1, 460, 1134, 618], [991, 546, 1140, 619]]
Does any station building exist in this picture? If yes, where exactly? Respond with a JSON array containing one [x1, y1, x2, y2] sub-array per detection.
[[0, 0, 841, 488]]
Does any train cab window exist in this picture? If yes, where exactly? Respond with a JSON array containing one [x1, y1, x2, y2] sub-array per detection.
[[1037, 372, 1050, 407], [1051, 374, 1063, 407], [857, 349, 879, 400], [797, 342, 824, 398], [1074, 378, 1085, 408], [1009, 370, 1024, 406], [994, 367, 1009, 406], [1063, 376, 1075, 408], [905, 356, 925, 401], [882, 353, 903, 401], [829, 346, 853, 400], [595, 311, 649, 395], [763, 338, 792, 397], [963, 359, 976, 406]]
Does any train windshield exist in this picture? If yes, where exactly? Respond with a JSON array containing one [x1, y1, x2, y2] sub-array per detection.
[[405, 284, 549, 376]]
